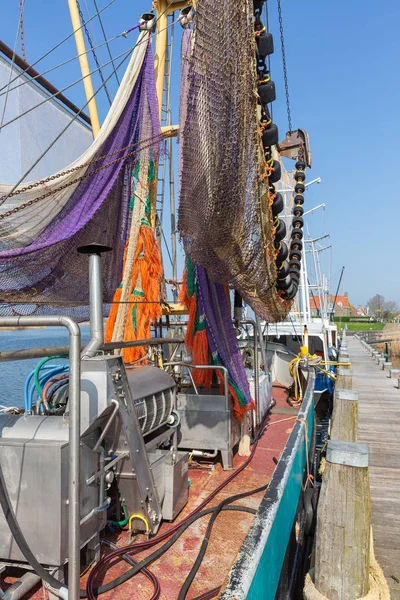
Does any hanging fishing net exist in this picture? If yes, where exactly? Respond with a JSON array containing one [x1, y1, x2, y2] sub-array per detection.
[[178, 1, 290, 322], [0, 33, 161, 321]]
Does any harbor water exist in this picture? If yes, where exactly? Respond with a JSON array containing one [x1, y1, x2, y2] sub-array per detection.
[[0, 325, 90, 409]]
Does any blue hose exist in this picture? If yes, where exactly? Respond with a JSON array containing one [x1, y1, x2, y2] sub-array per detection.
[[25, 365, 69, 413], [33, 366, 69, 413], [24, 365, 59, 413]]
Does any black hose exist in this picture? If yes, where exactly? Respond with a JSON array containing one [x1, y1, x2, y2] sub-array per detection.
[[0, 459, 64, 593], [85, 505, 257, 599], [100, 540, 160, 597], [178, 484, 268, 600], [193, 588, 221, 600]]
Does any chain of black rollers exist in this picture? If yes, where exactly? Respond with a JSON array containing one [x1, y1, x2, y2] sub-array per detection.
[[253, 0, 305, 302]]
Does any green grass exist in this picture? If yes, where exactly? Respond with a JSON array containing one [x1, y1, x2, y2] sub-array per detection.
[[336, 321, 385, 332]]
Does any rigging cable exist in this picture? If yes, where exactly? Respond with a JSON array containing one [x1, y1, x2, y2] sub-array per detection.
[[0, 45, 134, 130], [0, 7, 178, 205], [0, 29, 138, 98], [0, 0, 25, 133], [277, 0, 292, 132], [92, 0, 120, 86], [76, 0, 113, 105], [0, 0, 118, 95]]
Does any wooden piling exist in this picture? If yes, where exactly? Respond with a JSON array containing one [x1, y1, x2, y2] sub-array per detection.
[[338, 355, 350, 369], [314, 441, 371, 600], [330, 389, 358, 442], [336, 367, 352, 390], [389, 368, 400, 378]]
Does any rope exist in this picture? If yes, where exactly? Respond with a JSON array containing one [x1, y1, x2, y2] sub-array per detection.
[[76, 0, 113, 105], [304, 531, 391, 599]]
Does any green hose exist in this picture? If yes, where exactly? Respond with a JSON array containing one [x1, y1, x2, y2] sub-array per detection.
[[33, 355, 67, 398], [112, 498, 129, 528]]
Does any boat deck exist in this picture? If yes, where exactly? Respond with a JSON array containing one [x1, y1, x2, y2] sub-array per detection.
[[0, 385, 300, 600], [349, 337, 400, 599]]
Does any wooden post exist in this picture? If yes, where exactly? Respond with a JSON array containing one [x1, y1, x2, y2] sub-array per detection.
[[383, 361, 392, 371], [330, 389, 358, 442], [336, 367, 352, 390], [315, 441, 371, 599], [338, 355, 350, 369]]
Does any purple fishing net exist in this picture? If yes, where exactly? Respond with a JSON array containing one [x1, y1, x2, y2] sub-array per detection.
[[0, 41, 160, 321], [196, 264, 252, 408]]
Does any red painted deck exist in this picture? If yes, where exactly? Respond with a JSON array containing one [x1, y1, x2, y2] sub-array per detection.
[[1, 385, 299, 600]]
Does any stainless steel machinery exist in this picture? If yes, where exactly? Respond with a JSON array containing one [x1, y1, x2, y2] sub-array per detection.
[[0, 244, 189, 598]]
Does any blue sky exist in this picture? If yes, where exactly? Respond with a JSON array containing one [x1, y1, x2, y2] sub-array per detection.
[[1, 0, 399, 308]]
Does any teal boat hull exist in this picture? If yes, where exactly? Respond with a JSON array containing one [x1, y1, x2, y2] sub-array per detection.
[[220, 369, 316, 599]]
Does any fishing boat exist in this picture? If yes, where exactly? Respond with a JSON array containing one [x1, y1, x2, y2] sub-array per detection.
[[0, 1, 337, 599]]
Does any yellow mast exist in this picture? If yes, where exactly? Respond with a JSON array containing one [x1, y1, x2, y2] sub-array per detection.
[[153, 0, 187, 119], [67, 0, 101, 138]]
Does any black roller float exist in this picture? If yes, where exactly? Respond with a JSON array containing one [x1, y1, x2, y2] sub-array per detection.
[[285, 281, 298, 300], [294, 194, 304, 205], [289, 258, 301, 272], [290, 238, 303, 252], [257, 31, 274, 58], [274, 218, 286, 242], [291, 227, 303, 240], [289, 248, 302, 261], [277, 262, 290, 279], [293, 205, 304, 217], [277, 276, 292, 291], [295, 159, 306, 170], [262, 123, 279, 147], [294, 170, 306, 183], [276, 241, 288, 264], [292, 216, 304, 229], [294, 182, 305, 194], [269, 160, 281, 183], [272, 192, 284, 217], [258, 79, 276, 106]]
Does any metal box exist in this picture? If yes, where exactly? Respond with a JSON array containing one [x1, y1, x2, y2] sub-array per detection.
[[163, 451, 189, 521], [177, 391, 240, 469], [0, 437, 102, 566]]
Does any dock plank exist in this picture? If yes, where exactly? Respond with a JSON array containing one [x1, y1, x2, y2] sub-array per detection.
[[348, 338, 400, 598]]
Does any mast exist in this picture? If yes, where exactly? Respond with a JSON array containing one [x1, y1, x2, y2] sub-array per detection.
[[67, 0, 101, 137], [153, 0, 187, 119]]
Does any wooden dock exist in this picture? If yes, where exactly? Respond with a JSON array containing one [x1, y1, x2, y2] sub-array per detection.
[[348, 336, 400, 598]]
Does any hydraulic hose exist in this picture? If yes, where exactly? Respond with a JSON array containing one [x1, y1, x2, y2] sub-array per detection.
[[0, 456, 67, 598], [33, 356, 67, 398], [100, 540, 160, 599], [85, 408, 274, 599], [177, 483, 268, 600], [86, 504, 257, 599]]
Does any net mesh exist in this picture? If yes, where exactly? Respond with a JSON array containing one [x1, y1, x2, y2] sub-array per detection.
[[0, 38, 161, 321], [178, 0, 290, 322]]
